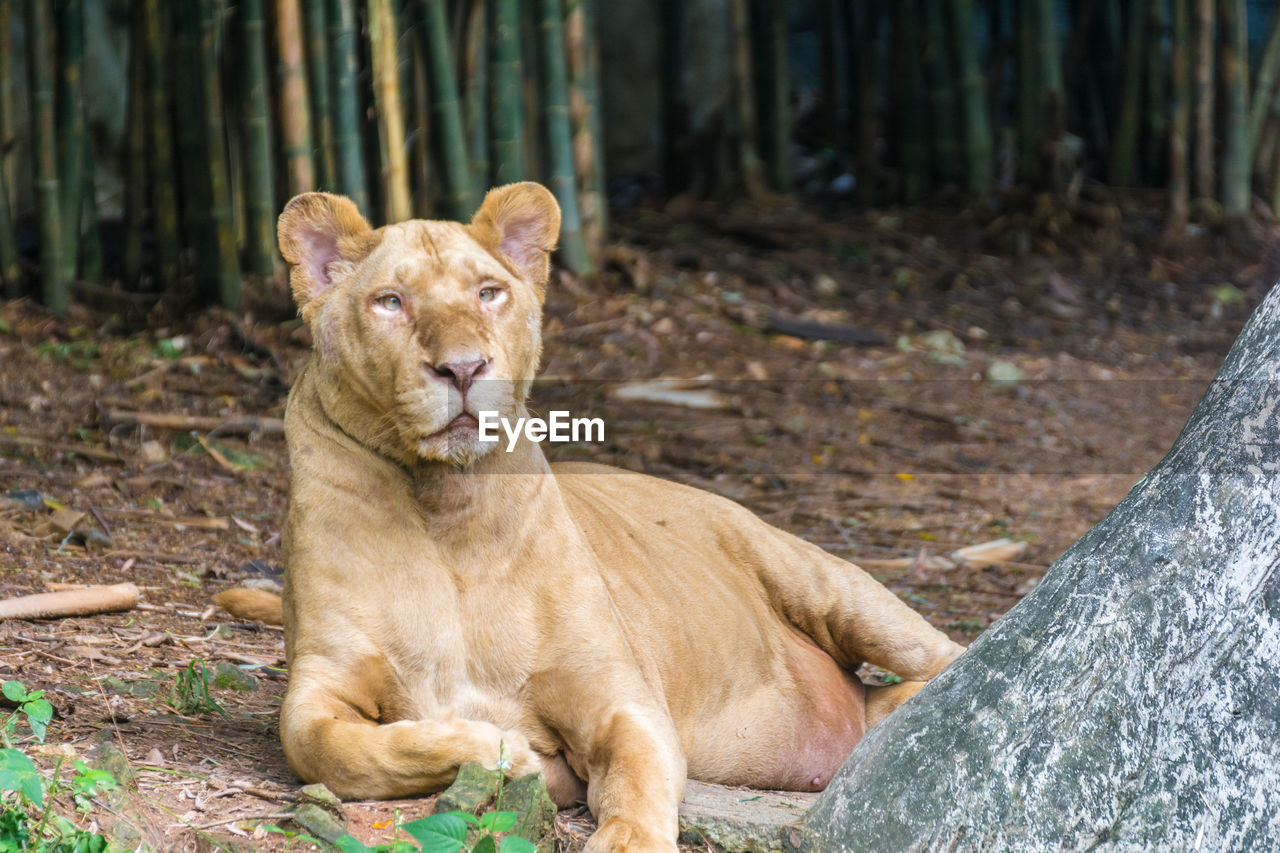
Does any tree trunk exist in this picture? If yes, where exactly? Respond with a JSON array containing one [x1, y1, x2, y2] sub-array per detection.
[[923, 0, 957, 186], [198, 0, 241, 312], [303, 0, 335, 190], [56, 0, 84, 281], [144, 0, 179, 286], [728, 0, 768, 200], [1143, 0, 1168, 185], [1218, 0, 1249, 221], [538, 0, 592, 274], [1194, 0, 1215, 199], [565, 0, 604, 262], [463, 0, 488, 194], [1250, 8, 1280, 162], [122, 0, 146, 287], [1110, 0, 1146, 185], [800, 283, 1280, 850]]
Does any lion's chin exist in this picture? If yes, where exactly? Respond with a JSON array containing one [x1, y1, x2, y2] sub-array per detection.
[[413, 414, 498, 468]]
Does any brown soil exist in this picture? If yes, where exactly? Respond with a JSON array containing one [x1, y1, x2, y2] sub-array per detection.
[[0, 191, 1270, 850]]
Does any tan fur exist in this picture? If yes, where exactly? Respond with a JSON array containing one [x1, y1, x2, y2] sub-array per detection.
[[266, 183, 965, 853], [212, 588, 284, 626]]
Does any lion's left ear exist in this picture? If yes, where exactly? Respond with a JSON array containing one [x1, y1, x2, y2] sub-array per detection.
[[470, 182, 561, 295]]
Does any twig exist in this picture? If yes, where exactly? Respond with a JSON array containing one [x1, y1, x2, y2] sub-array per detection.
[[99, 408, 284, 436], [189, 811, 295, 830], [89, 506, 112, 538], [0, 433, 122, 463], [0, 582, 140, 620]]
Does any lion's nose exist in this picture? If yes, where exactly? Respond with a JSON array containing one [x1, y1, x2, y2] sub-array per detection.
[[430, 358, 488, 394]]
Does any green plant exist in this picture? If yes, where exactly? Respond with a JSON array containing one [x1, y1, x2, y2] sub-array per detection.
[[67, 763, 116, 812], [334, 810, 536, 853], [0, 748, 115, 852], [1, 681, 54, 744], [169, 660, 227, 717]]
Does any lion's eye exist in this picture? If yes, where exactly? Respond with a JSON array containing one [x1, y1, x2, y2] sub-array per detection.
[[478, 286, 498, 303], [375, 294, 402, 312]]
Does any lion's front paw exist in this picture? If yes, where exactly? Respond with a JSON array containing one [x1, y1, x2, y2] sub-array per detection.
[[583, 818, 678, 853], [489, 729, 542, 779]]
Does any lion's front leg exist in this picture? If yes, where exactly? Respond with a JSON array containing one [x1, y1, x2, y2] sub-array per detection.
[[281, 676, 541, 800]]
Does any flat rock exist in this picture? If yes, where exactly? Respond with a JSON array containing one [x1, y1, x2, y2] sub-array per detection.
[[678, 781, 815, 852]]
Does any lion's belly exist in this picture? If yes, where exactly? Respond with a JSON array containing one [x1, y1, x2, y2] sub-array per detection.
[[555, 463, 867, 791]]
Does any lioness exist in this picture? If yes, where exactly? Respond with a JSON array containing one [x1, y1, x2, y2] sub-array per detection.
[[245, 183, 963, 852]]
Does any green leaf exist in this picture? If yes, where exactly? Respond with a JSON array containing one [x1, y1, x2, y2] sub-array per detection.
[[479, 811, 517, 833], [0, 683, 26, 703], [402, 812, 468, 853], [500, 838, 537, 853], [333, 835, 376, 853], [472, 835, 496, 853]]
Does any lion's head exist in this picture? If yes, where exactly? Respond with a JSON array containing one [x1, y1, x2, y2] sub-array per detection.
[[277, 183, 561, 468]]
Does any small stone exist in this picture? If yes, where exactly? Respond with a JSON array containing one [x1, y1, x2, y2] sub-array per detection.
[[211, 661, 259, 692], [291, 803, 347, 844], [297, 783, 343, 815]]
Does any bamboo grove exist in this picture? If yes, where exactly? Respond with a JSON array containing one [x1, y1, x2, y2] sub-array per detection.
[[0, 1, 1279, 314]]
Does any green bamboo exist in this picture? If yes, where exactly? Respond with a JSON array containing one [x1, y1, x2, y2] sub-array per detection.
[[1218, 0, 1249, 219], [173, 0, 207, 281], [0, 162, 16, 298], [421, 0, 477, 219], [852, 2, 879, 205], [923, 0, 958, 185], [240, 0, 277, 276], [0, 0, 15, 218], [327, 0, 368, 212], [303, 0, 334, 190], [77, 126, 101, 282], [1110, 0, 1145, 185], [1016, 0, 1039, 182], [729, 0, 768, 199], [949, 0, 993, 193], [1249, 7, 1280, 159], [539, 0, 592, 274], [144, 0, 179, 284], [277, 0, 314, 194], [1036, 0, 1065, 188], [1194, 0, 1214, 198], [565, 0, 604, 258], [122, 0, 146, 286], [199, 0, 241, 309], [463, 0, 488, 193], [1169, 0, 1191, 229], [489, 0, 524, 184], [582, 0, 607, 234], [1144, 0, 1168, 185], [896, 1, 926, 201], [25, 0, 64, 312], [56, 0, 84, 280]]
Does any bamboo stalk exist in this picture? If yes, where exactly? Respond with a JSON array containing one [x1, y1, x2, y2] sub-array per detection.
[[420, 0, 477, 219], [582, 0, 607, 233], [1169, 0, 1191, 229], [754, 0, 791, 192], [539, 0, 592, 274], [489, 0, 524, 184], [1249, 7, 1280, 163], [1036, 0, 1065, 189], [277, 0, 315, 194], [1194, 0, 1215, 199], [303, 0, 335, 190], [144, 0, 179, 285], [77, 114, 102, 282], [368, 0, 411, 223], [463, 0, 488, 193], [56, 0, 84, 280], [1111, 0, 1146, 185], [327, 0, 368, 213], [1144, 0, 1168, 185], [852, 2, 878, 205], [239, 0, 277, 276], [1218, 0, 1249, 220], [199, 0, 241, 310], [949, 0, 993, 193], [565, 0, 604, 259], [923, 0, 958, 185], [896, 1, 929, 202], [728, 0, 768, 199], [0, 0, 19, 297], [1016, 0, 1039, 183], [25, 0, 65, 313], [122, 0, 147, 287]]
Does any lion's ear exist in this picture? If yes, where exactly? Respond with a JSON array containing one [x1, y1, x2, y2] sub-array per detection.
[[470, 182, 561, 293], [277, 192, 376, 316]]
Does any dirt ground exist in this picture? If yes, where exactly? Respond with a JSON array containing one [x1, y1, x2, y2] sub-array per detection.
[[0, 190, 1271, 850]]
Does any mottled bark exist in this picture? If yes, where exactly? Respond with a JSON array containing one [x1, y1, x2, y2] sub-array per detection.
[[801, 284, 1280, 851]]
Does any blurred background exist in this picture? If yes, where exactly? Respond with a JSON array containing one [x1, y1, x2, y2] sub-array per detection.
[[0, 0, 1279, 312]]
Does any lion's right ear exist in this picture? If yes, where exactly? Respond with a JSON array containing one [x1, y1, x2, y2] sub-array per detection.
[[277, 193, 375, 316]]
